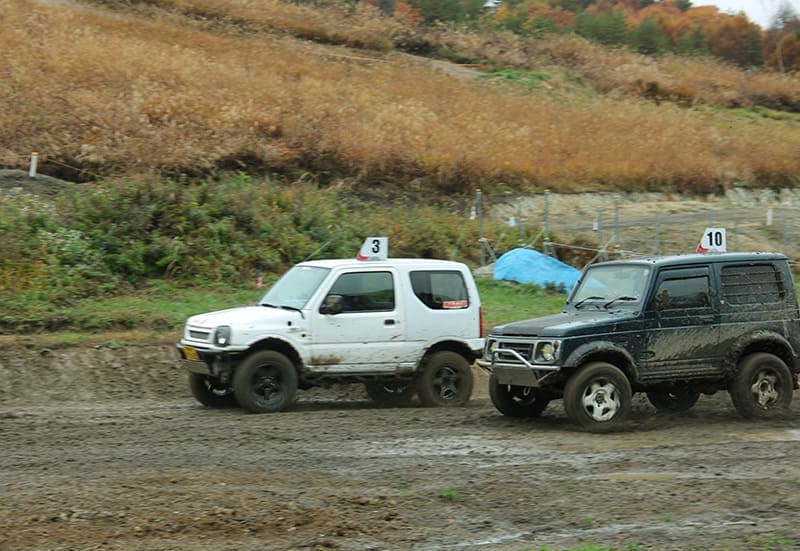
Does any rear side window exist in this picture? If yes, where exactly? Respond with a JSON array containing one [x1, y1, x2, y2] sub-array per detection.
[[410, 270, 469, 310], [721, 264, 785, 305]]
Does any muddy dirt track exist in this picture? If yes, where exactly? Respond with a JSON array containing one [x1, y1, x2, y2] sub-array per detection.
[[1, 344, 800, 551]]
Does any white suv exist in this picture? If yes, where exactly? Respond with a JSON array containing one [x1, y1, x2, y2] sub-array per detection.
[[177, 258, 484, 412]]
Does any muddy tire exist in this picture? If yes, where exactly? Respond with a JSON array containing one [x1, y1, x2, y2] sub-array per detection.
[[489, 374, 550, 417], [189, 372, 237, 408], [233, 350, 298, 413], [646, 384, 701, 412], [730, 353, 793, 418], [364, 381, 415, 407], [417, 351, 473, 407], [564, 362, 631, 432]]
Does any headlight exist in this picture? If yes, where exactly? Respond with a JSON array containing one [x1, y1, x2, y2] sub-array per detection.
[[535, 340, 560, 363], [214, 326, 232, 347]]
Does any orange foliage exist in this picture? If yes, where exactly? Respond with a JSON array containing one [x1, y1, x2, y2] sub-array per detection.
[[394, 1, 422, 26]]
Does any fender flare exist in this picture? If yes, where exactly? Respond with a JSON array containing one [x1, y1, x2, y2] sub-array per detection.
[[563, 341, 639, 381], [723, 330, 797, 374]]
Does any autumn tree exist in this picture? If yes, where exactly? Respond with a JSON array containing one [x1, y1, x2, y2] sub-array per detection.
[[410, 0, 485, 24], [707, 13, 764, 66], [763, 1, 800, 73], [576, 10, 628, 45], [677, 26, 709, 56], [630, 18, 669, 54]]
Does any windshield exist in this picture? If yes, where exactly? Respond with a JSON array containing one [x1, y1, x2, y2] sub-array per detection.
[[260, 265, 330, 309], [570, 264, 650, 306]]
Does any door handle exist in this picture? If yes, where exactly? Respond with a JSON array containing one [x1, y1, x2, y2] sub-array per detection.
[[698, 315, 715, 324], [384, 319, 395, 325]]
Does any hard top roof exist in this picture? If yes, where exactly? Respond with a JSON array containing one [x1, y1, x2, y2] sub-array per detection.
[[296, 258, 468, 270], [591, 252, 787, 269]]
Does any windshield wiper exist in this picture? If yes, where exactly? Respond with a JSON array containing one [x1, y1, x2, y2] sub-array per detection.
[[278, 305, 305, 319], [262, 302, 305, 319], [574, 296, 605, 309], [604, 296, 637, 308]]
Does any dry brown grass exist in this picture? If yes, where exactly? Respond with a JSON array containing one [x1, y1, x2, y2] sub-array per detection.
[[434, 30, 800, 111], [1, 0, 798, 192]]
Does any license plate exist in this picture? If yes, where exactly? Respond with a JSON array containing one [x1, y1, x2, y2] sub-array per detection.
[[184, 346, 200, 361]]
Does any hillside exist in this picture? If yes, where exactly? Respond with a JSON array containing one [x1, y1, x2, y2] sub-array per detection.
[[2, 0, 800, 328], [1, 0, 799, 194]]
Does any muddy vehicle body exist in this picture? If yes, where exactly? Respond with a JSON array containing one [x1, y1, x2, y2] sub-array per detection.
[[178, 258, 483, 413], [479, 252, 800, 431]]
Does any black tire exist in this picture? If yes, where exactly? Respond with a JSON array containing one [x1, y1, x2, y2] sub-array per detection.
[[233, 350, 298, 413], [417, 351, 473, 407], [364, 381, 416, 407], [489, 374, 550, 417], [189, 372, 237, 408], [564, 362, 632, 432], [646, 384, 701, 412], [730, 352, 793, 418]]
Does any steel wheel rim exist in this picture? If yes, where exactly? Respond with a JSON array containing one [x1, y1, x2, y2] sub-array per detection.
[[253, 365, 284, 405], [581, 380, 620, 421], [751, 369, 780, 409], [432, 366, 460, 400]]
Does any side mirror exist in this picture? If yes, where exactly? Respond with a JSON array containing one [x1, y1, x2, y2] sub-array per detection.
[[320, 294, 344, 315]]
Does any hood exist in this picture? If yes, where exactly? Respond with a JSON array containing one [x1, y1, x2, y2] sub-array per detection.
[[187, 305, 299, 329], [493, 308, 639, 338]]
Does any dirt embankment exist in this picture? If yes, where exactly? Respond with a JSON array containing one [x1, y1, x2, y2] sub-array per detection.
[[2, 344, 800, 550]]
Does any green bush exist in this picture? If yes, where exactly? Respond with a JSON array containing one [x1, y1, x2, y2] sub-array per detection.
[[0, 174, 520, 317]]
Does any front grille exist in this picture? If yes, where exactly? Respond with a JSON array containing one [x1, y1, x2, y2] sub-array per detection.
[[497, 342, 533, 363], [188, 329, 211, 342], [486, 338, 535, 365]]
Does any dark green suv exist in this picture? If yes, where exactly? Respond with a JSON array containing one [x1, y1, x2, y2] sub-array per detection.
[[478, 252, 800, 432]]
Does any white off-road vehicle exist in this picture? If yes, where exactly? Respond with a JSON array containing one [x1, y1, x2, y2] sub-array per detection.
[[177, 244, 483, 413]]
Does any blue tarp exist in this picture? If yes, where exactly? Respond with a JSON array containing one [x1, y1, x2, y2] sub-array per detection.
[[493, 248, 581, 291]]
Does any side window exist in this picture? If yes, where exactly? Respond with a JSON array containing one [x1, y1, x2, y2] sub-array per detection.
[[721, 264, 785, 305], [327, 272, 394, 313], [410, 270, 469, 310], [654, 276, 710, 310]]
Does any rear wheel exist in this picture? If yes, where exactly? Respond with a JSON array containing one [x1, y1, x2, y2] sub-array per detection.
[[730, 353, 793, 418], [646, 384, 701, 412], [364, 381, 415, 407], [489, 374, 550, 417], [417, 351, 473, 407], [564, 362, 631, 432], [233, 350, 298, 413], [188, 372, 237, 408]]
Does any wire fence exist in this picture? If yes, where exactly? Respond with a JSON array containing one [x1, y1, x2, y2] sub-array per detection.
[[475, 190, 800, 268]]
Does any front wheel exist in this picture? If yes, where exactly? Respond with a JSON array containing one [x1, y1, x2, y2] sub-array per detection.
[[730, 353, 793, 418], [233, 350, 298, 413], [364, 380, 415, 407], [489, 374, 550, 417], [564, 362, 631, 432], [417, 351, 473, 407], [189, 372, 237, 408]]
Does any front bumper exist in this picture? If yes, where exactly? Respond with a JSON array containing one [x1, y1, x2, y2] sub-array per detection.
[[176, 342, 244, 377], [477, 348, 561, 387]]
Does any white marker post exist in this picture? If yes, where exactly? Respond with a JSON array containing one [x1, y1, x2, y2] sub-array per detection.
[[29, 152, 38, 178]]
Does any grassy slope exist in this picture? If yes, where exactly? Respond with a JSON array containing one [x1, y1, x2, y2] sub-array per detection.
[[1, 0, 798, 192], [1, 0, 799, 339]]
